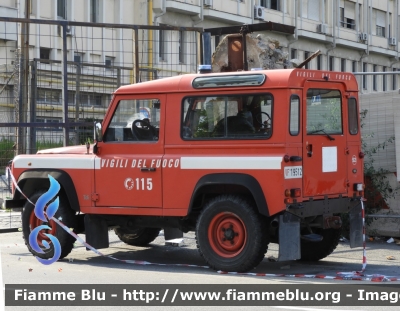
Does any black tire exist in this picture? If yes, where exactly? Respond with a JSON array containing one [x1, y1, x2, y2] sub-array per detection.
[[114, 227, 161, 246], [299, 228, 342, 261], [22, 191, 77, 260], [195, 195, 268, 272]]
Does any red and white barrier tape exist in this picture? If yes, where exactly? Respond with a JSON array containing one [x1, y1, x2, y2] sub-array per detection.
[[7, 167, 209, 270], [7, 167, 400, 282]]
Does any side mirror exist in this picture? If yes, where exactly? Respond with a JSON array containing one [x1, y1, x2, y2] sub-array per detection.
[[93, 122, 102, 155], [94, 122, 103, 142]]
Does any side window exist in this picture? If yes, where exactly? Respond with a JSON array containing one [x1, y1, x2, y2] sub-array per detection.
[[348, 97, 358, 135], [306, 89, 342, 135], [289, 95, 300, 135], [181, 94, 273, 140], [104, 99, 160, 142]]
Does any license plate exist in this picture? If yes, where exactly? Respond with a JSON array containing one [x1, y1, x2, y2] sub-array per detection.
[[284, 166, 303, 179]]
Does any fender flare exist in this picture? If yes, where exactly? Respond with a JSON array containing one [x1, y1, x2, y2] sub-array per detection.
[[189, 173, 269, 216], [16, 169, 80, 212]]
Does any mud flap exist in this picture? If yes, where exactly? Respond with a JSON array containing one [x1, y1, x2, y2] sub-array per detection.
[[278, 213, 301, 261], [84, 214, 109, 249], [349, 203, 363, 248]]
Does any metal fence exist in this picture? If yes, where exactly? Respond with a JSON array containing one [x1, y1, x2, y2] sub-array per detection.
[[0, 169, 19, 233], [0, 17, 202, 209]]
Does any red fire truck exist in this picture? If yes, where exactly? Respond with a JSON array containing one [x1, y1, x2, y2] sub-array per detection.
[[6, 68, 364, 272]]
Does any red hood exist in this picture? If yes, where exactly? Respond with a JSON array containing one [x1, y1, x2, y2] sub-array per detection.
[[37, 145, 93, 154]]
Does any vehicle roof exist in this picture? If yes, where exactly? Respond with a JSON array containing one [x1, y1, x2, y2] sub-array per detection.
[[115, 69, 359, 95]]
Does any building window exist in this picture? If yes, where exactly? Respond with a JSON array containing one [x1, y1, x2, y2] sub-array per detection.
[[77, 93, 103, 107], [341, 58, 346, 72], [304, 51, 310, 69], [291, 48, 297, 60], [305, 0, 320, 21], [179, 30, 185, 64], [74, 52, 84, 63], [340, 2, 355, 30], [260, 0, 280, 11], [159, 29, 166, 61], [376, 25, 385, 37], [68, 91, 75, 106], [376, 10, 386, 37], [317, 54, 322, 70], [373, 65, 377, 91], [329, 56, 334, 71], [29, 0, 34, 15], [75, 93, 110, 108], [57, 0, 66, 19], [383, 66, 387, 91], [40, 48, 51, 60], [105, 56, 114, 68], [352, 61, 357, 73], [36, 117, 62, 130], [37, 88, 61, 105], [90, 0, 99, 23], [363, 63, 368, 90]]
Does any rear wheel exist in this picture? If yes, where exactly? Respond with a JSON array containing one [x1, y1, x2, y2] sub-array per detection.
[[114, 227, 161, 246], [22, 191, 77, 260], [196, 195, 268, 272], [299, 228, 342, 261]]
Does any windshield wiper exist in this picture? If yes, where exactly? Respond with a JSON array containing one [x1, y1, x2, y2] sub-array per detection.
[[308, 129, 335, 141]]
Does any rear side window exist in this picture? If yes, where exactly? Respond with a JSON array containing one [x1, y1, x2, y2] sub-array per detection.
[[348, 97, 358, 135], [289, 95, 300, 136], [181, 94, 273, 140]]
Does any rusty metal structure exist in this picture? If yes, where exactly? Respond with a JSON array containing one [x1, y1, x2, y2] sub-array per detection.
[[204, 22, 295, 71]]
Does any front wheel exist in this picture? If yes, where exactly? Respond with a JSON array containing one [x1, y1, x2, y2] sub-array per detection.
[[22, 191, 77, 260], [196, 195, 268, 272]]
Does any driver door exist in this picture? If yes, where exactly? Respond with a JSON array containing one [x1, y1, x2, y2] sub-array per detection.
[[94, 95, 165, 208]]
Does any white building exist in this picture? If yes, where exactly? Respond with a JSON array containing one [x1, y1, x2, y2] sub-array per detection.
[[1, 0, 400, 234], [1, 0, 399, 90]]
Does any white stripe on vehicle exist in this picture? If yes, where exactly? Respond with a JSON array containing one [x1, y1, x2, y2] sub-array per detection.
[[13, 156, 101, 170], [180, 157, 282, 170]]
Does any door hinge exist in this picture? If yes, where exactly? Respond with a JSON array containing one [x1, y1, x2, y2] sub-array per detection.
[[91, 193, 99, 202]]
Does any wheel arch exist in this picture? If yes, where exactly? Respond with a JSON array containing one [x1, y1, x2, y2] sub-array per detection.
[[189, 173, 269, 216], [15, 169, 80, 212]]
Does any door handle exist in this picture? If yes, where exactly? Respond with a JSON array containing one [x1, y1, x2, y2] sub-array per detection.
[[306, 144, 313, 157], [140, 167, 156, 172]]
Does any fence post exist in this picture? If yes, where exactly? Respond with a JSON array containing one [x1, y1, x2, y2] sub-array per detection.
[[29, 60, 37, 154], [134, 28, 139, 83], [75, 63, 81, 145], [62, 23, 69, 146], [17, 13, 30, 155], [117, 68, 121, 88]]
